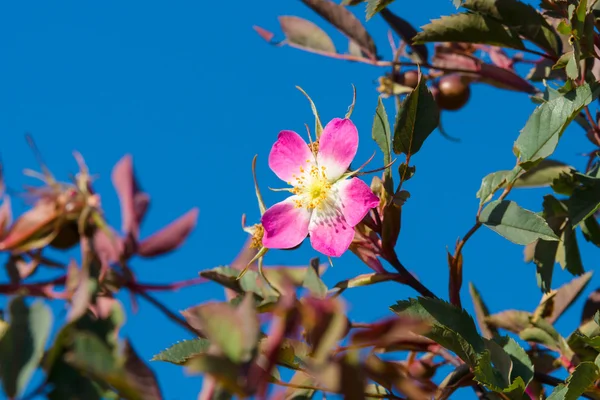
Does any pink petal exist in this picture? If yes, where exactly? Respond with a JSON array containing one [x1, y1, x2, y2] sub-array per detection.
[[335, 178, 380, 227], [317, 118, 358, 181], [268, 130, 315, 183], [261, 197, 311, 249], [308, 207, 355, 257]]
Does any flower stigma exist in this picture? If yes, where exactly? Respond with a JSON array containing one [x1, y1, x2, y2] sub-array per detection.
[[291, 164, 332, 209]]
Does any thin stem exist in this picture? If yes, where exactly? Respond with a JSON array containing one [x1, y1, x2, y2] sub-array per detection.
[[396, 154, 412, 193], [286, 42, 487, 74], [127, 276, 206, 292], [135, 289, 202, 337], [272, 379, 405, 399], [349, 322, 373, 329], [0, 275, 66, 296], [450, 182, 515, 304], [520, 47, 557, 61], [385, 253, 437, 298], [287, 41, 554, 71], [584, 105, 600, 146]]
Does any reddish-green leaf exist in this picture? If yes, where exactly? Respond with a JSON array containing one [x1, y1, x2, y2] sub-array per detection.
[[379, 8, 428, 63], [301, 0, 377, 58], [279, 16, 336, 53]]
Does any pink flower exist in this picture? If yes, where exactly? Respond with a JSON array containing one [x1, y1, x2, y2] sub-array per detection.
[[261, 118, 380, 257]]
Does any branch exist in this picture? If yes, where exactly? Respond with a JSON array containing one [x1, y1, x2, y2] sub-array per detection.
[[449, 182, 515, 306], [134, 289, 202, 338], [271, 379, 405, 399], [385, 252, 437, 299]]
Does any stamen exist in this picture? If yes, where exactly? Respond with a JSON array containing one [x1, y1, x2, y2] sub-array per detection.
[[250, 224, 265, 249], [291, 163, 332, 210]]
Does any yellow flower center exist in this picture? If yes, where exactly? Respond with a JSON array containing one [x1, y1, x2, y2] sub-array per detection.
[[250, 224, 264, 249], [291, 164, 331, 209]]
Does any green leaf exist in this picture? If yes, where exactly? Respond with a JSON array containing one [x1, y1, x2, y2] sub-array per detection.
[[513, 159, 573, 188], [365, 0, 395, 20], [47, 357, 107, 400], [67, 333, 142, 400], [473, 340, 530, 398], [151, 338, 211, 365], [279, 16, 336, 53], [534, 239, 559, 293], [398, 163, 416, 182], [475, 342, 511, 392], [547, 362, 599, 400], [391, 297, 484, 365], [393, 74, 439, 156], [463, 0, 561, 56], [569, 181, 600, 226], [0, 297, 53, 398], [581, 215, 600, 247], [266, 338, 310, 370], [185, 354, 246, 396], [469, 283, 499, 339], [476, 171, 509, 205], [500, 336, 534, 387], [180, 296, 259, 363], [479, 200, 560, 245], [556, 222, 584, 276], [302, 262, 328, 298], [372, 97, 392, 188], [553, 51, 579, 80], [413, 13, 525, 50], [515, 84, 600, 167]]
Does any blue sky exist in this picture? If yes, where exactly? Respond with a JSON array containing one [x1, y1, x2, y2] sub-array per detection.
[[0, 0, 597, 399]]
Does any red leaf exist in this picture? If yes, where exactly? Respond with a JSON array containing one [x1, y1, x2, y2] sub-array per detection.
[[478, 63, 536, 94], [253, 25, 275, 42], [67, 260, 92, 323], [0, 199, 57, 252], [112, 155, 148, 237], [93, 228, 124, 265], [123, 340, 164, 400], [138, 208, 199, 257], [0, 196, 12, 239], [134, 192, 150, 225], [433, 46, 535, 93], [486, 46, 513, 69], [350, 317, 432, 350]]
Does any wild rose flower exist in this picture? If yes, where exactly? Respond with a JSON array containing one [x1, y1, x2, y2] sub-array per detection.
[[261, 118, 380, 257]]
